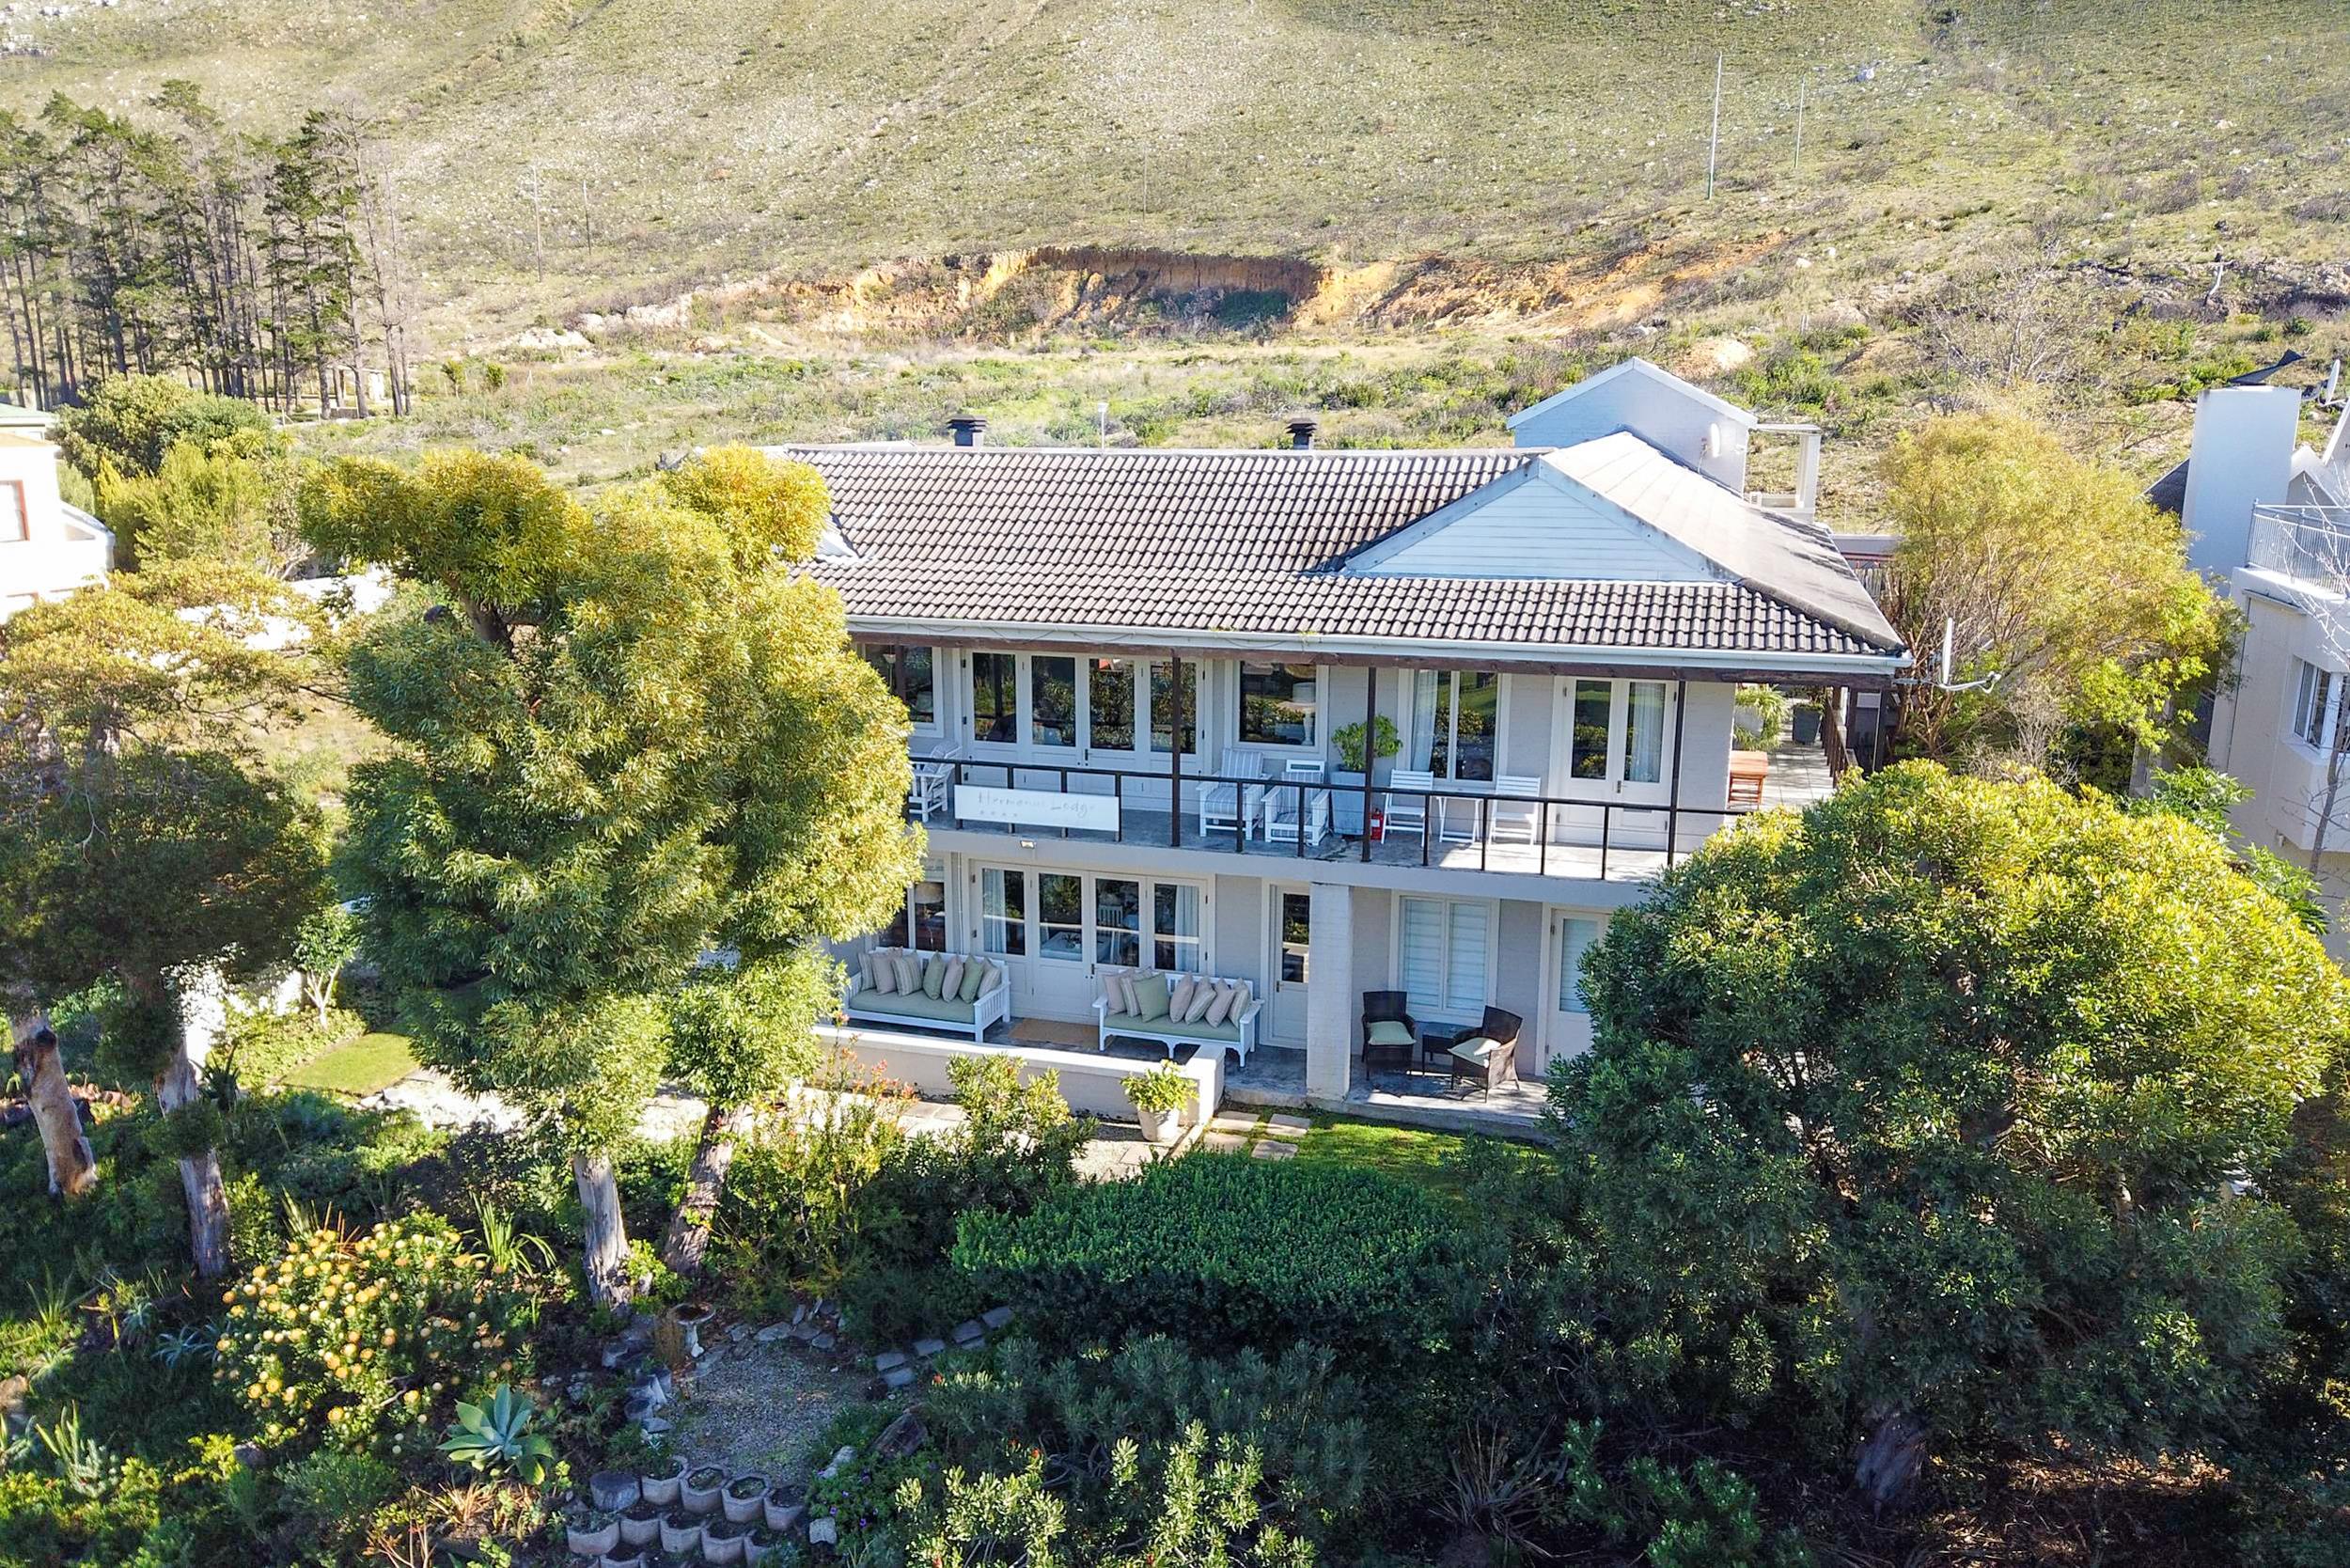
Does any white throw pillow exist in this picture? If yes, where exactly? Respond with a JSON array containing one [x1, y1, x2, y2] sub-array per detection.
[[941, 957, 964, 999], [869, 950, 897, 995], [1117, 974, 1141, 1015], [1183, 979, 1216, 1022], [1169, 977, 1197, 1020], [892, 951, 920, 995], [1202, 980, 1235, 1026]]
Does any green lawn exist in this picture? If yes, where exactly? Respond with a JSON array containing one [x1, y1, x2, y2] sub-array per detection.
[[279, 1032, 419, 1097], [1288, 1115, 1480, 1197]]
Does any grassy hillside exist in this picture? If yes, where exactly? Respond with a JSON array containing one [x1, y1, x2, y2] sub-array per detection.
[[8, 0, 2350, 511]]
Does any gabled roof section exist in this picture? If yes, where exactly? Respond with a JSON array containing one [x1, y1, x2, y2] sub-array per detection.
[[1504, 355, 1757, 433], [773, 442, 1906, 668]]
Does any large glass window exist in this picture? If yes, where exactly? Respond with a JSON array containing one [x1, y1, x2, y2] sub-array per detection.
[[861, 645, 936, 728], [1625, 682, 1666, 785], [1150, 661, 1198, 756], [1240, 662, 1318, 748], [2294, 658, 2336, 749], [883, 878, 948, 951], [1038, 873, 1084, 961], [980, 869, 1026, 956], [1399, 896, 1492, 1019], [972, 653, 1018, 743], [1569, 680, 1613, 779], [1409, 669, 1498, 781], [1153, 883, 1203, 973], [1557, 917, 1601, 1014], [1094, 877, 1142, 967], [1277, 890, 1310, 984], [1031, 656, 1077, 748], [1089, 659, 1136, 751]]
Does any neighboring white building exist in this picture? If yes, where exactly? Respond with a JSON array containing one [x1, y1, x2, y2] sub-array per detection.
[[2185, 382, 2350, 952], [0, 431, 112, 619], [781, 359, 1908, 1128]]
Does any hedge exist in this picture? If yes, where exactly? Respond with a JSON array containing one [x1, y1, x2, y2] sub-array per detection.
[[951, 1152, 1475, 1358]]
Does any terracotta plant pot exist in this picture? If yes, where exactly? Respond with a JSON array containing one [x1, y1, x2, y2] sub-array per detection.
[[720, 1475, 767, 1527], [659, 1510, 706, 1555], [682, 1466, 727, 1516], [641, 1458, 686, 1508]]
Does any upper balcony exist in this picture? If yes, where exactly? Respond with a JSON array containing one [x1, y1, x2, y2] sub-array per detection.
[[2248, 504, 2350, 598]]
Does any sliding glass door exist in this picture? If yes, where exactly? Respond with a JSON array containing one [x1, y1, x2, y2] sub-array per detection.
[[976, 865, 1207, 1020]]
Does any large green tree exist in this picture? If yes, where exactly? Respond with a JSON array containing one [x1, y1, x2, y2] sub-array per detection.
[[309, 445, 917, 1305], [1875, 412, 2232, 774], [0, 562, 328, 1271], [1553, 761, 2350, 1508]]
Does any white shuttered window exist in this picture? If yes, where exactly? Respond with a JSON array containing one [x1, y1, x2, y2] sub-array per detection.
[[1399, 897, 1493, 1020]]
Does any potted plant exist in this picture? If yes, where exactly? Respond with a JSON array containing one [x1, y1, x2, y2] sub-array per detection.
[[762, 1482, 804, 1531], [566, 1504, 621, 1558], [620, 1499, 666, 1546], [682, 1464, 728, 1516], [642, 1452, 687, 1508], [722, 1473, 768, 1526], [1330, 714, 1399, 835], [1123, 1061, 1192, 1144], [702, 1516, 752, 1565], [660, 1508, 706, 1555]]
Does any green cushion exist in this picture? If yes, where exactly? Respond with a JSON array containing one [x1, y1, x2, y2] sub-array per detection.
[[922, 954, 948, 998], [1366, 1020, 1414, 1046], [1134, 973, 1171, 1023], [959, 959, 986, 1002], [854, 985, 978, 1025]]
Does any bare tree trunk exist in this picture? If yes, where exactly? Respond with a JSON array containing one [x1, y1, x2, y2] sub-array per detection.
[[10, 1009, 96, 1199], [572, 1150, 634, 1309], [1819, 688, 1854, 778], [660, 1103, 750, 1276], [133, 973, 231, 1278]]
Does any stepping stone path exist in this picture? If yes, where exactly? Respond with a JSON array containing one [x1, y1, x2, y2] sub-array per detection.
[[1208, 1108, 1317, 1159]]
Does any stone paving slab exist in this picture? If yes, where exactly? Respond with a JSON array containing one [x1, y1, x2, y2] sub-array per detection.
[[1209, 1111, 1263, 1133], [1201, 1132, 1251, 1152], [1251, 1140, 1297, 1160], [1263, 1113, 1312, 1136]]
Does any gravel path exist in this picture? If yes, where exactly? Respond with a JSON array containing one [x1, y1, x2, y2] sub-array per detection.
[[666, 1335, 876, 1482]]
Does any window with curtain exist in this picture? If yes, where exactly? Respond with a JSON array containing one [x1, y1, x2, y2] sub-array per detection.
[[1557, 917, 1601, 1013], [1399, 896, 1492, 1019], [861, 645, 936, 728], [1152, 882, 1203, 972], [1240, 662, 1318, 748], [1409, 669, 1499, 780], [1625, 681, 1666, 785], [1150, 661, 1198, 755], [1031, 655, 1077, 748], [884, 878, 947, 951], [980, 869, 1026, 955], [972, 653, 1017, 743], [1094, 877, 1142, 966], [1038, 873, 1084, 959]]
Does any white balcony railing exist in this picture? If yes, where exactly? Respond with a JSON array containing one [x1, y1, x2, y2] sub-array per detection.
[[2248, 505, 2350, 595]]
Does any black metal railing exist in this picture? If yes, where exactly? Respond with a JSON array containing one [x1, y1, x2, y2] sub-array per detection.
[[905, 759, 1759, 881]]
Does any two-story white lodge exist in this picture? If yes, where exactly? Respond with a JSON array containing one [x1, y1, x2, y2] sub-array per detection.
[[786, 359, 1907, 1129]]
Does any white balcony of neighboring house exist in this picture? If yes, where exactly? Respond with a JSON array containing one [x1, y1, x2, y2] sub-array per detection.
[[0, 431, 111, 620]]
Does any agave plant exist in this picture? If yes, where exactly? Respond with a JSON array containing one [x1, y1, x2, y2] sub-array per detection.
[[437, 1384, 555, 1485], [153, 1323, 216, 1369]]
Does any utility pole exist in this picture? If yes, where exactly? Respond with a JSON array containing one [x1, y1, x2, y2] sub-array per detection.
[[1705, 54, 1724, 199]]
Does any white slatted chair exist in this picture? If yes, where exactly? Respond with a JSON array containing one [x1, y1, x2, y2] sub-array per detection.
[[909, 746, 962, 822], [1488, 774, 1544, 845], [1262, 759, 1332, 848], [1198, 746, 1267, 840], [1384, 768, 1434, 843], [1436, 779, 1489, 845]]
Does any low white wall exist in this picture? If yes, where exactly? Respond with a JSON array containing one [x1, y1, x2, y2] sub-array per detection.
[[815, 1023, 1224, 1130]]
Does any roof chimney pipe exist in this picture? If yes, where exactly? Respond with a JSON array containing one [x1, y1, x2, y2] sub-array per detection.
[[947, 415, 987, 447], [1286, 417, 1319, 450]]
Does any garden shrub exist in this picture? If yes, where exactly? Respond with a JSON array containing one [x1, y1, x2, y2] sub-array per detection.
[[953, 1152, 1473, 1358], [217, 1004, 365, 1090], [213, 1213, 537, 1457]]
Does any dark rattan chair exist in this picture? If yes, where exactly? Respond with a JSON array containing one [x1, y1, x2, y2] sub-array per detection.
[[1361, 990, 1416, 1076], [1447, 1006, 1525, 1097]]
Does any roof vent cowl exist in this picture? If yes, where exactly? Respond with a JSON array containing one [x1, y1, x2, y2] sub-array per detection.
[[1286, 417, 1320, 450], [947, 415, 988, 447]]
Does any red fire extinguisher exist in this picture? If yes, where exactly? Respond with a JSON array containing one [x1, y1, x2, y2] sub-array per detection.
[[1369, 808, 1386, 841]]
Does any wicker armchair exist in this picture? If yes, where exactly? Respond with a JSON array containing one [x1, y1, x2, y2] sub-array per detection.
[[1446, 1006, 1525, 1097], [1361, 990, 1416, 1076]]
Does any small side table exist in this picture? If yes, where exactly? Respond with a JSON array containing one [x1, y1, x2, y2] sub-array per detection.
[[1418, 1023, 1467, 1076]]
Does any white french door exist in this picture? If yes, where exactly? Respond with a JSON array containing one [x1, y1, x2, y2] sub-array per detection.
[[1550, 678, 1677, 843], [1265, 883, 1312, 1046], [967, 651, 1200, 803], [975, 865, 1207, 1021], [1539, 908, 1603, 1069]]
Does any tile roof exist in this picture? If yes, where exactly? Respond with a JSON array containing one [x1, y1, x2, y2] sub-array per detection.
[[775, 444, 1904, 666]]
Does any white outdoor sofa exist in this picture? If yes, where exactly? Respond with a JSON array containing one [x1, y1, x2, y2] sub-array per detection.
[[843, 947, 1011, 1043], [1092, 966, 1262, 1064]]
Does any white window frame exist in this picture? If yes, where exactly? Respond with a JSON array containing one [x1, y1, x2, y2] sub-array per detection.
[[978, 864, 1210, 974], [1404, 667, 1510, 782], [1235, 659, 1326, 755], [2291, 657, 2338, 754], [1555, 916, 1602, 1015], [877, 872, 948, 952], [1391, 895, 1498, 1025]]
